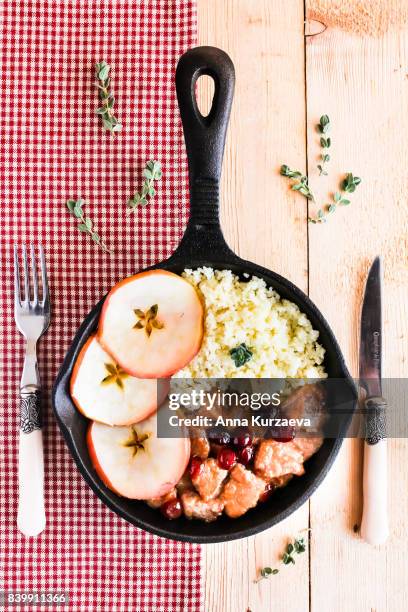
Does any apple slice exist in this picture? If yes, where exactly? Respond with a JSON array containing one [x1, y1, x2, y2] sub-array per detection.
[[98, 269, 204, 378], [87, 415, 191, 499], [70, 335, 168, 426]]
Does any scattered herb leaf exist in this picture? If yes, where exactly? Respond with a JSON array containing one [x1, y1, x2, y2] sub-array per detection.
[[230, 343, 253, 367], [95, 60, 122, 135], [66, 199, 112, 253], [128, 160, 162, 211]]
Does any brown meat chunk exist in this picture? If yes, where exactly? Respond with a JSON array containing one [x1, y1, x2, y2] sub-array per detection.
[[292, 437, 323, 461], [191, 437, 210, 459], [146, 488, 177, 509], [254, 440, 305, 480], [221, 464, 265, 518], [181, 490, 224, 522], [271, 474, 293, 488], [191, 458, 228, 501], [176, 471, 193, 495]]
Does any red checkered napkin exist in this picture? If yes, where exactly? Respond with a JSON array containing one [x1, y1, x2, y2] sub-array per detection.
[[0, 1, 202, 610]]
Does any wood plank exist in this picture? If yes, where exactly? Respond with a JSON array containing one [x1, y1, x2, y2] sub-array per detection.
[[196, 2, 309, 611], [305, 24, 408, 612]]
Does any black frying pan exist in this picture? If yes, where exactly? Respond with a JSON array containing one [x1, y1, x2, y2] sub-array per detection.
[[53, 46, 356, 543]]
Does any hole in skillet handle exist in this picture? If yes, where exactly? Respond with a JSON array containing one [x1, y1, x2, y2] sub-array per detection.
[[196, 74, 215, 118]]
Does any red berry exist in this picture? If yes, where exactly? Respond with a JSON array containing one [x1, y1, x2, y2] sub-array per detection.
[[189, 457, 203, 480], [259, 483, 276, 503], [238, 445, 254, 466], [161, 499, 182, 520], [217, 448, 237, 470], [233, 433, 252, 448], [271, 427, 295, 443]]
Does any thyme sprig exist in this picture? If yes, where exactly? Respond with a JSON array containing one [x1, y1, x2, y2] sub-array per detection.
[[66, 199, 112, 254], [128, 160, 162, 211], [308, 173, 361, 224], [317, 115, 331, 176], [282, 536, 306, 564], [281, 114, 362, 225], [95, 61, 122, 135], [255, 535, 308, 583], [280, 165, 315, 201]]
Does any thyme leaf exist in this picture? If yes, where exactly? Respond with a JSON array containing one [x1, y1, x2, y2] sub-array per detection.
[[230, 343, 253, 367]]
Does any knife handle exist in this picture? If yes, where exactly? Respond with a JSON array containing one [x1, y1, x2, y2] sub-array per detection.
[[361, 396, 388, 545], [17, 389, 46, 537]]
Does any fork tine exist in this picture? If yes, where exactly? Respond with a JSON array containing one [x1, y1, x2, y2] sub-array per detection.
[[31, 244, 39, 304], [14, 245, 22, 307], [22, 245, 30, 303], [39, 245, 49, 306]]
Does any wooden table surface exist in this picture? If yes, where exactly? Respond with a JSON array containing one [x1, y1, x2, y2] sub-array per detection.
[[197, 2, 408, 611]]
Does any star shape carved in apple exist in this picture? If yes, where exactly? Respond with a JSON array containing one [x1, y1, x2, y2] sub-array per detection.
[[123, 427, 150, 456], [133, 303, 164, 337], [101, 362, 129, 390]]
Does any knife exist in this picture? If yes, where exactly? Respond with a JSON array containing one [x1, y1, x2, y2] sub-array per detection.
[[359, 256, 388, 545]]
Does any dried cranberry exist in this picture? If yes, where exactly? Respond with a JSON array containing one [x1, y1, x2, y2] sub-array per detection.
[[217, 448, 237, 470], [233, 433, 252, 448], [259, 483, 276, 503], [189, 456, 203, 480], [271, 426, 295, 443], [160, 499, 183, 520], [238, 445, 254, 466], [208, 430, 231, 446]]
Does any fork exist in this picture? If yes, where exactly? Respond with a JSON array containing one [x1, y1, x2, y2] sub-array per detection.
[[14, 245, 51, 536]]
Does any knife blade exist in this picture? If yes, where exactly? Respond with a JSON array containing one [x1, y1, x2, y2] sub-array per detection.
[[359, 256, 382, 398]]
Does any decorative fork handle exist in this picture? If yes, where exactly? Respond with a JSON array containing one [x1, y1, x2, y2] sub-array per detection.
[[17, 386, 46, 536]]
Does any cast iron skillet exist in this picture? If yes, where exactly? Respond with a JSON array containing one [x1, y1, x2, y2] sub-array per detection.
[[53, 46, 356, 543]]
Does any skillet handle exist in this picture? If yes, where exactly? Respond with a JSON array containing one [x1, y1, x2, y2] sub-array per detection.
[[174, 46, 235, 253]]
